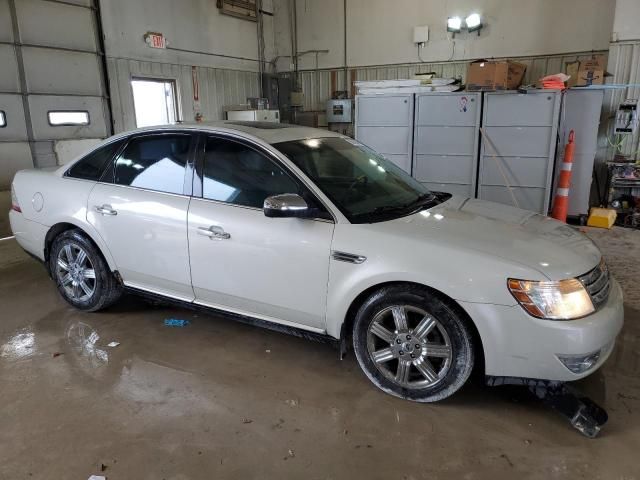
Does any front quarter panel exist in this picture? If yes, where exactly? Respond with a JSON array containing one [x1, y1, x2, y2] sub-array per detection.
[[325, 222, 544, 338]]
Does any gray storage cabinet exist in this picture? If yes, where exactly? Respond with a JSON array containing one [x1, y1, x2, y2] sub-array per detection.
[[555, 89, 604, 217], [413, 92, 481, 197], [355, 94, 413, 173], [478, 91, 561, 214]]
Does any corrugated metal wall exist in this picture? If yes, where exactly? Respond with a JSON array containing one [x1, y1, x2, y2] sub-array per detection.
[[602, 41, 640, 162], [107, 58, 260, 132], [292, 50, 608, 112]]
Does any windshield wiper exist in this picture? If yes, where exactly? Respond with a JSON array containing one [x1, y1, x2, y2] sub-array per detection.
[[370, 193, 438, 216], [403, 193, 438, 211]]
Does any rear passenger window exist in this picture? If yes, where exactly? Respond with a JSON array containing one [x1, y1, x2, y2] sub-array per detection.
[[66, 139, 125, 181], [202, 137, 300, 208], [113, 134, 191, 195]]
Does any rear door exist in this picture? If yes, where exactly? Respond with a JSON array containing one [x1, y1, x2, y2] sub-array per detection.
[[87, 132, 196, 301], [187, 134, 334, 330]]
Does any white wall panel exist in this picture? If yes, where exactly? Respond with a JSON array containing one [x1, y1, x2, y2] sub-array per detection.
[[107, 58, 260, 133], [28, 95, 108, 140], [0, 0, 13, 42], [0, 143, 32, 188], [54, 138, 102, 165], [0, 0, 109, 188], [99, 0, 261, 71], [273, 0, 615, 71], [613, 0, 640, 41], [22, 47, 103, 96], [0, 94, 27, 141], [17, 0, 97, 51], [0, 45, 20, 92], [292, 51, 605, 113]]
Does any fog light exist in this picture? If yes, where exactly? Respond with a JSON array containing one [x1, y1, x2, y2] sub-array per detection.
[[557, 351, 601, 374]]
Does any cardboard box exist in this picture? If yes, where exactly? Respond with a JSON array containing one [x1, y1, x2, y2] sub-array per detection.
[[466, 60, 526, 91], [566, 55, 606, 87]]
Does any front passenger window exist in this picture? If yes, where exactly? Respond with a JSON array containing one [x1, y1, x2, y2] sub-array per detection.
[[202, 137, 300, 208], [113, 134, 191, 195]]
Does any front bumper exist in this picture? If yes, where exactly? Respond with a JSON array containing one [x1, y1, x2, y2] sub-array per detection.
[[460, 277, 624, 381]]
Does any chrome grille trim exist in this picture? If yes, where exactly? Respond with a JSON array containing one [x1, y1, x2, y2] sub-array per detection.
[[578, 258, 610, 309]]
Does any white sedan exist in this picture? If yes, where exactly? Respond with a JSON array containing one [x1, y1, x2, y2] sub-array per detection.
[[9, 121, 623, 402]]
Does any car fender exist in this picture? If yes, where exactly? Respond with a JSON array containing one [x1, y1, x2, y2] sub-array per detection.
[[325, 223, 544, 339]]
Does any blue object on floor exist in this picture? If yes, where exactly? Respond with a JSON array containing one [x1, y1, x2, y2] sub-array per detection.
[[164, 318, 190, 327]]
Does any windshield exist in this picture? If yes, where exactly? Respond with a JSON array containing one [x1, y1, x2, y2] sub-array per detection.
[[275, 137, 444, 223]]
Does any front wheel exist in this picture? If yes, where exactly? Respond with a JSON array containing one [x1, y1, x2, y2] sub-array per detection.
[[352, 285, 474, 402], [49, 229, 122, 312]]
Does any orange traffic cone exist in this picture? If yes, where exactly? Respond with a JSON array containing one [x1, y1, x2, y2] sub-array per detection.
[[551, 130, 575, 222]]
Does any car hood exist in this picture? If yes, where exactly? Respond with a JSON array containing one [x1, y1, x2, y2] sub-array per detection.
[[377, 196, 601, 280]]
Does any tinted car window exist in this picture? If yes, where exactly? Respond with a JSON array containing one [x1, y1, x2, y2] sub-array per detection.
[[113, 134, 191, 194], [276, 137, 437, 223], [202, 137, 300, 208], [66, 139, 125, 181]]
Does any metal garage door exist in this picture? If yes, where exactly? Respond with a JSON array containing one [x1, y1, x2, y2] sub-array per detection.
[[0, 0, 110, 189]]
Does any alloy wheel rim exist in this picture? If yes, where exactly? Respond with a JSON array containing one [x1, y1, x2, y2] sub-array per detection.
[[366, 305, 453, 389], [56, 243, 96, 302]]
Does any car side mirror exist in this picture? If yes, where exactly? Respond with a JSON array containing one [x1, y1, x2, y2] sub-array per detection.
[[263, 194, 310, 218]]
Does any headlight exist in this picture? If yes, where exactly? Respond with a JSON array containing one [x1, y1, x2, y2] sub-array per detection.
[[507, 278, 595, 320]]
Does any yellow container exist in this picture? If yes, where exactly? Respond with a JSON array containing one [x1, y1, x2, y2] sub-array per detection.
[[587, 208, 617, 229]]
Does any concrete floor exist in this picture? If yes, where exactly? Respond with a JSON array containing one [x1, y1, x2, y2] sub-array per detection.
[[1, 200, 639, 479]]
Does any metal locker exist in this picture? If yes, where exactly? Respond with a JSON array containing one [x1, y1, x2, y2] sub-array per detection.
[[355, 94, 413, 173], [554, 89, 604, 218], [413, 92, 481, 197], [478, 91, 561, 214]]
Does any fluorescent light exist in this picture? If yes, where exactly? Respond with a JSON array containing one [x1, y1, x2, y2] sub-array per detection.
[[377, 165, 386, 173], [304, 138, 320, 148], [465, 13, 482, 32], [0, 111, 5, 128], [447, 16, 462, 32], [369, 159, 378, 165]]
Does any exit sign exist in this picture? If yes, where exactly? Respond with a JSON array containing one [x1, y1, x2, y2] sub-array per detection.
[[144, 32, 166, 49]]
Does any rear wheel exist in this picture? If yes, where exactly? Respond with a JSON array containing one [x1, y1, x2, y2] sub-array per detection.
[[353, 285, 474, 402], [49, 230, 122, 311]]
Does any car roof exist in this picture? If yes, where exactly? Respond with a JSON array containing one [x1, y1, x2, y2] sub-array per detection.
[[121, 121, 345, 145]]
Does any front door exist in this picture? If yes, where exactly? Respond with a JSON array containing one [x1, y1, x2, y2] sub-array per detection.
[[87, 132, 195, 301], [187, 135, 334, 330]]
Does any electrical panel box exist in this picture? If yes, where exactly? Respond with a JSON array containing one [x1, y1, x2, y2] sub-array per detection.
[[478, 91, 561, 214], [413, 25, 429, 44], [412, 92, 481, 197], [615, 98, 639, 135], [355, 94, 414, 173], [326, 99, 352, 123]]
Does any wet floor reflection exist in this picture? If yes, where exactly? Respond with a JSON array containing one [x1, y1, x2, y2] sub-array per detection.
[[0, 328, 35, 360], [65, 321, 110, 374]]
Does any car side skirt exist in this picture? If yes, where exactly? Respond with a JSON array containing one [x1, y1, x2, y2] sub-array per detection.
[[125, 286, 340, 348]]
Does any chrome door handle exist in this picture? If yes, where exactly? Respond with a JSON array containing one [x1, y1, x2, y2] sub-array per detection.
[[95, 204, 117, 216], [197, 226, 231, 240]]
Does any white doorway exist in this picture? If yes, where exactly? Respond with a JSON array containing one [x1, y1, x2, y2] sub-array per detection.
[[131, 78, 178, 128]]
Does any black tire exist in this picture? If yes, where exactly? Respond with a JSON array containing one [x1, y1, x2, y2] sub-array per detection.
[[352, 284, 474, 403], [49, 229, 122, 312]]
